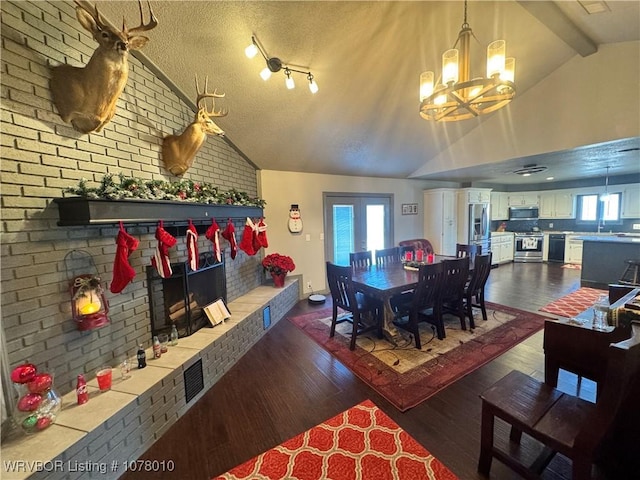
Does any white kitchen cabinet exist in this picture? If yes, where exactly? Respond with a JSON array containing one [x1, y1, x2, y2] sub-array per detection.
[[621, 185, 640, 218], [490, 232, 514, 265], [508, 193, 539, 207], [424, 189, 457, 256], [490, 192, 509, 220], [539, 192, 575, 219], [565, 236, 583, 265], [462, 188, 491, 204]]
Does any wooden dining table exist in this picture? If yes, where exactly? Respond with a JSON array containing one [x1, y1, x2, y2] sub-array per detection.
[[350, 255, 458, 344]]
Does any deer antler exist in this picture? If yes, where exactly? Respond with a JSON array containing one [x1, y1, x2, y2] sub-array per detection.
[[195, 75, 228, 117], [74, 1, 106, 30], [124, 0, 158, 35]]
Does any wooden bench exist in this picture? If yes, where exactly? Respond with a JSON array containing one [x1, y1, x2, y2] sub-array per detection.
[[478, 321, 640, 480]]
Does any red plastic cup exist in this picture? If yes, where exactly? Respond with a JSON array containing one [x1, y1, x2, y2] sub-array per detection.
[[96, 367, 112, 391]]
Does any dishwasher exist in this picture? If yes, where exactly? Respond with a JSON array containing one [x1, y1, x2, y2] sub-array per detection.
[[548, 234, 566, 263]]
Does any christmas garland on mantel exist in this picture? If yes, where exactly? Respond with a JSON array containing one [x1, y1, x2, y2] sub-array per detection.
[[63, 173, 266, 208]]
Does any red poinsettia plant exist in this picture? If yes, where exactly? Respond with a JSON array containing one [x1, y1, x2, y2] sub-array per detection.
[[262, 253, 296, 276]]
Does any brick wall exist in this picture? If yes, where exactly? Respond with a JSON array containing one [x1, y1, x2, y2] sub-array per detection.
[[1, 1, 263, 396]]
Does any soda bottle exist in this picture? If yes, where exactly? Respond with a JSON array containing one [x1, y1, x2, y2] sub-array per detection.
[[170, 325, 179, 346], [137, 344, 146, 369], [76, 374, 88, 405], [153, 336, 162, 358]]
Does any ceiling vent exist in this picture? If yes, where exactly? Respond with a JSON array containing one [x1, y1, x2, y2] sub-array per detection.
[[512, 164, 548, 176]]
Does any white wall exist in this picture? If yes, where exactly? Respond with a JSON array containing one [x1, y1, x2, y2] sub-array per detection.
[[258, 171, 453, 293]]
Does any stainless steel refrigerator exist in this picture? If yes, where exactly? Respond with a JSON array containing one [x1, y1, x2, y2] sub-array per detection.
[[468, 203, 491, 254]]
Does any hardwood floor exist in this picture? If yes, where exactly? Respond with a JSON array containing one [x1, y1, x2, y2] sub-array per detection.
[[121, 263, 612, 480]]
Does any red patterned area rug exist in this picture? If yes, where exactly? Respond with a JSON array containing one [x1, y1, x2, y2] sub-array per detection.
[[288, 303, 548, 412], [212, 399, 458, 480], [539, 287, 605, 318]]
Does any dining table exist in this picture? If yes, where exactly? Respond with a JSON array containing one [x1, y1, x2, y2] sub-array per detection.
[[350, 255, 460, 344]]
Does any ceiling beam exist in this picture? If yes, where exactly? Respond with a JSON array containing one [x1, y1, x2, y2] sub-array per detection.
[[517, 1, 598, 57]]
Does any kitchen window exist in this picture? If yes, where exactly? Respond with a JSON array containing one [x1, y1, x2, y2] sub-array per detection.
[[577, 193, 621, 223]]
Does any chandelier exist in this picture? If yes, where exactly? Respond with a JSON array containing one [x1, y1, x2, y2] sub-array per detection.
[[245, 36, 318, 94], [419, 0, 515, 122]]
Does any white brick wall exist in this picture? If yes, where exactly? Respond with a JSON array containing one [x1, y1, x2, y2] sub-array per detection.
[[1, 0, 264, 411]]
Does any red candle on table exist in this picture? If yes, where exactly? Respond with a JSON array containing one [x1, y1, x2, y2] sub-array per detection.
[[416, 250, 424, 262]]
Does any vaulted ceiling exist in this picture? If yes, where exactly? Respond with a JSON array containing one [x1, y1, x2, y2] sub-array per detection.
[[94, 1, 640, 186]]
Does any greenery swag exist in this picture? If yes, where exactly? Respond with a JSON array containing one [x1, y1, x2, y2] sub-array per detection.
[[64, 173, 266, 208]]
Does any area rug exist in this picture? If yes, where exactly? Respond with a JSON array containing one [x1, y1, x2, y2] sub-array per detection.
[[288, 303, 548, 412], [539, 287, 605, 318], [561, 263, 582, 270], [212, 399, 458, 480]]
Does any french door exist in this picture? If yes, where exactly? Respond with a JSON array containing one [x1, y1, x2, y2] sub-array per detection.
[[324, 194, 393, 265]]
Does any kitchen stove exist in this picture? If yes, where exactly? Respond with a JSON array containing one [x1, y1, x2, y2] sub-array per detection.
[[514, 231, 544, 263]]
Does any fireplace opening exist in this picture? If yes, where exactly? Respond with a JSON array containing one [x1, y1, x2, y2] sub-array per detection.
[[147, 253, 226, 338]]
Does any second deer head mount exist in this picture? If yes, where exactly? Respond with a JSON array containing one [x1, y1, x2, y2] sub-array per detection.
[[50, 0, 158, 134], [162, 75, 228, 176]]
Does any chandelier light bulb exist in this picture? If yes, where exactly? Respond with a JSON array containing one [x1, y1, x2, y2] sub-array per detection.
[[245, 43, 259, 59], [419, 71, 434, 101], [442, 49, 459, 85], [260, 67, 272, 81], [487, 40, 506, 78], [502, 57, 515, 83]]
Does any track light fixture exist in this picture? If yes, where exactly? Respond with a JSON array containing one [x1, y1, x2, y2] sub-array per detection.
[[245, 35, 318, 94]]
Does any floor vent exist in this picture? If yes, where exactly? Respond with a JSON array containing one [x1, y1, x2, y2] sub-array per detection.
[[184, 359, 204, 404]]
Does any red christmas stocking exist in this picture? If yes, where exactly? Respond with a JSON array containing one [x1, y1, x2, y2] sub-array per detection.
[[239, 217, 256, 256], [221, 219, 237, 260], [151, 220, 177, 278], [110, 222, 139, 293], [205, 218, 221, 263], [186, 220, 199, 271], [256, 217, 268, 249]]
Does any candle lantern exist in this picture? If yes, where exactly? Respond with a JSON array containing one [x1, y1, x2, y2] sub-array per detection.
[[65, 250, 110, 331]]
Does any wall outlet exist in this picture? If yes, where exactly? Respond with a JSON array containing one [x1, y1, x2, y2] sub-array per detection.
[[549, 222, 553, 228], [306, 281, 313, 292], [633, 224, 640, 230]]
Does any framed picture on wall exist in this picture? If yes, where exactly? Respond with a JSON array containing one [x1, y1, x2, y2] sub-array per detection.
[[402, 203, 418, 215]]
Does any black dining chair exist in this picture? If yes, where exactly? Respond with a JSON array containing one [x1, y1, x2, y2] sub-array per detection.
[[456, 243, 481, 259], [463, 253, 492, 327], [435, 256, 470, 338], [349, 251, 372, 269], [326, 262, 382, 350], [375, 247, 401, 267], [392, 262, 443, 349]]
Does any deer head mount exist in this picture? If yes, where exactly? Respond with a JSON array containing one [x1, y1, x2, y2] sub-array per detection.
[[162, 75, 228, 176], [50, 0, 158, 134]]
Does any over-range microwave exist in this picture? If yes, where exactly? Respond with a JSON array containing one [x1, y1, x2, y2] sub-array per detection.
[[509, 207, 539, 220]]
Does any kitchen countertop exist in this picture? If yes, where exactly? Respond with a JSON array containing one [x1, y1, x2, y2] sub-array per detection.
[[575, 234, 640, 244]]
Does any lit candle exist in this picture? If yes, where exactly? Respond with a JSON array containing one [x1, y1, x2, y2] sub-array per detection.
[[77, 293, 101, 315], [416, 250, 424, 262]]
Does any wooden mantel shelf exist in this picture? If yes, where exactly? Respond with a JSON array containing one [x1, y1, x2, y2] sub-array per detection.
[[54, 197, 263, 226]]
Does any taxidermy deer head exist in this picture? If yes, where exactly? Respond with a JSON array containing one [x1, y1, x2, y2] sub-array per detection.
[[162, 75, 228, 176], [50, 0, 158, 134]]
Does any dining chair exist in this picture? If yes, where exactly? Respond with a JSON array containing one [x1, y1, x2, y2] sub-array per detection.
[[374, 247, 401, 267], [456, 243, 481, 259], [478, 322, 640, 480], [349, 251, 372, 269], [463, 252, 492, 327], [326, 262, 382, 350], [392, 262, 443, 349], [435, 256, 470, 338]]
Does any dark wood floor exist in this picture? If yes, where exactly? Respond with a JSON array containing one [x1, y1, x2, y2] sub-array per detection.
[[122, 263, 607, 480]]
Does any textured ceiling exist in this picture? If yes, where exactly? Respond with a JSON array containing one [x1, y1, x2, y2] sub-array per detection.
[[92, 1, 640, 186]]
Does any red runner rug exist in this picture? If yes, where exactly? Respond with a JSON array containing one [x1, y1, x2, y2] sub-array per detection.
[[539, 287, 605, 318], [212, 399, 458, 480], [288, 303, 548, 412]]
